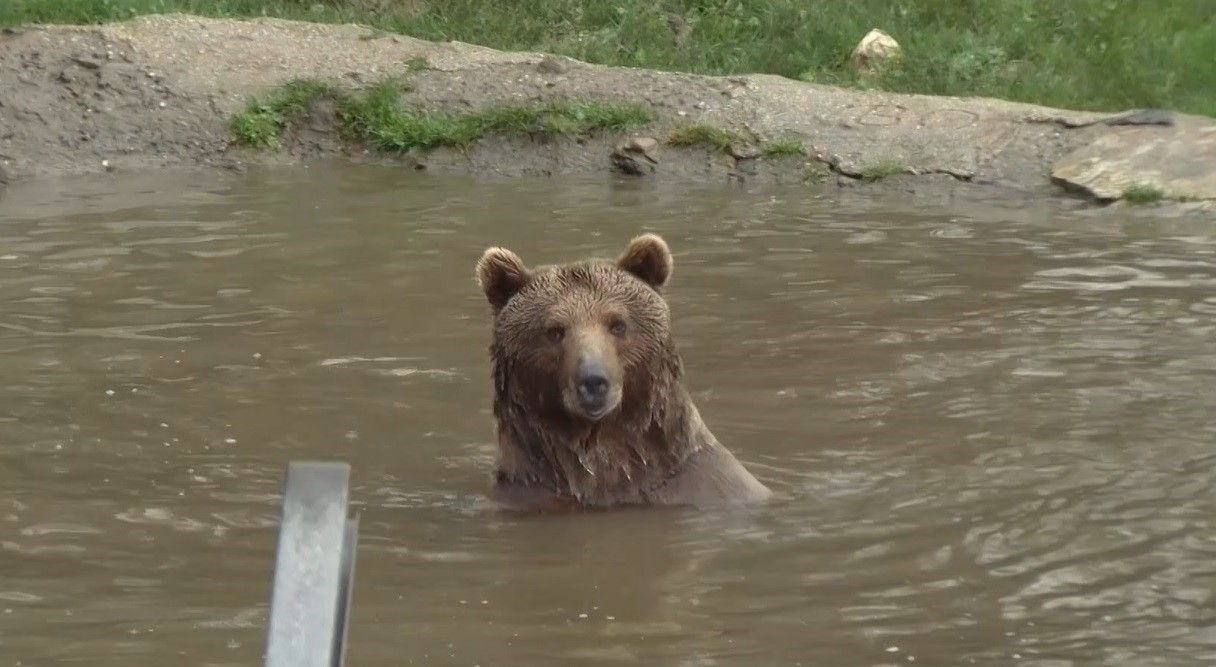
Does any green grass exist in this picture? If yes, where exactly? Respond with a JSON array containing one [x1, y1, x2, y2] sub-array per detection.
[[857, 162, 906, 181], [761, 138, 806, 158], [230, 78, 338, 149], [3, 0, 1215, 118], [1122, 183, 1165, 204], [229, 76, 654, 152], [665, 123, 742, 151], [665, 126, 807, 158]]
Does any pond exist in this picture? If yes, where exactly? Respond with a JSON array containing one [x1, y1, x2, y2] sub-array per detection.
[[1, 164, 1214, 666]]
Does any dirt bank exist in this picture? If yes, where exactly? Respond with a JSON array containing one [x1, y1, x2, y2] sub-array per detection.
[[1, 14, 1213, 207]]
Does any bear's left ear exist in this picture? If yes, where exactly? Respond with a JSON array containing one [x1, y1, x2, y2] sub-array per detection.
[[476, 247, 531, 312], [617, 233, 673, 290]]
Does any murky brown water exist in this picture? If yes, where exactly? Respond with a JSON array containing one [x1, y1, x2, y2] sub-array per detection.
[[2, 164, 1215, 667]]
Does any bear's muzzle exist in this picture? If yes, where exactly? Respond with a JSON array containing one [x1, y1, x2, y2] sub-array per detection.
[[572, 359, 618, 420]]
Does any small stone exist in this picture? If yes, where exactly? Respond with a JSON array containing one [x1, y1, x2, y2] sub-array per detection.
[[536, 55, 568, 74], [612, 137, 661, 176], [71, 55, 103, 70], [728, 143, 761, 160], [621, 136, 659, 155], [101, 159, 113, 171], [158, 101, 166, 108], [850, 28, 902, 73]]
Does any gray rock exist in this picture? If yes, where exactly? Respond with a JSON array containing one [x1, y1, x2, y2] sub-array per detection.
[[1051, 113, 1216, 201], [612, 136, 660, 175]]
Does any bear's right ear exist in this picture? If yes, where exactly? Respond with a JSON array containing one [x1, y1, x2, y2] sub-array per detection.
[[476, 247, 531, 312], [617, 233, 673, 290]]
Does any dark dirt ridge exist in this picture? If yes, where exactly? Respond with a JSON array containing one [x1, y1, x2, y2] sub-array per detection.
[[0, 14, 1212, 208]]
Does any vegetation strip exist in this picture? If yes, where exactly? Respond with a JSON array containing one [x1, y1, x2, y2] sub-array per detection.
[[5, 0, 1213, 118], [664, 123, 808, 160], [230, 77, 654, 151]]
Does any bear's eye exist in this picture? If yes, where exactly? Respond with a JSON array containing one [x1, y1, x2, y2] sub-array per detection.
[[608, 318, 627, 336], [546, 325, 566, 343]]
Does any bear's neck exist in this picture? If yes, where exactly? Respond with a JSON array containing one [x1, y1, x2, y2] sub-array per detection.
[[492, 360, 709, 505]]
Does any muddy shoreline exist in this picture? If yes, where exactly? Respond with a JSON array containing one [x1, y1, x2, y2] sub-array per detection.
[[1, 14, 1212, 209]]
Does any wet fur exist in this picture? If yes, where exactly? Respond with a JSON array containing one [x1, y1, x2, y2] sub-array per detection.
[[475, 234, 772, 510]]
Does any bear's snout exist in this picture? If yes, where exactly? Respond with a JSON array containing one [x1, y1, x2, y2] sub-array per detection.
[[575, 360, 614, 416]]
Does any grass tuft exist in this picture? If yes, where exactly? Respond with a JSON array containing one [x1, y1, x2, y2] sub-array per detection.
[[857, 162, 906, 181], [665, 123, 742, 152], [1122, 183, 1165, 204], [229, 78, 337, 149], [231, 76, 653, 153], [761, 138, 806, 157], [665, 128, 807, 158]]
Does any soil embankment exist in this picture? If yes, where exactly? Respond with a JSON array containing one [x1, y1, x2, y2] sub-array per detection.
[[1, 14, 1212, 206]]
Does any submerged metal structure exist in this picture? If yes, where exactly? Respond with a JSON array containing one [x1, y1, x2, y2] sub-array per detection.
[[263, 461, 360, 667]]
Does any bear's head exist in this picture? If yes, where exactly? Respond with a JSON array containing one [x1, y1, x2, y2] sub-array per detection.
[[475, 234, 677, 426]]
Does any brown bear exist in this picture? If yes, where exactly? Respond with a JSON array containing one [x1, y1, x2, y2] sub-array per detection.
[[474, 233, 773, 511]]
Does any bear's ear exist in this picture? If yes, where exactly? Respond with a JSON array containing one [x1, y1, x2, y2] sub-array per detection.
[[476, 247, 531, 312], [617, 233, 673, 290]]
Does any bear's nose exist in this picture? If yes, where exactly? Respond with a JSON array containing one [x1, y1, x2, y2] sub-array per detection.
[[576, 365, 611, 402]]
